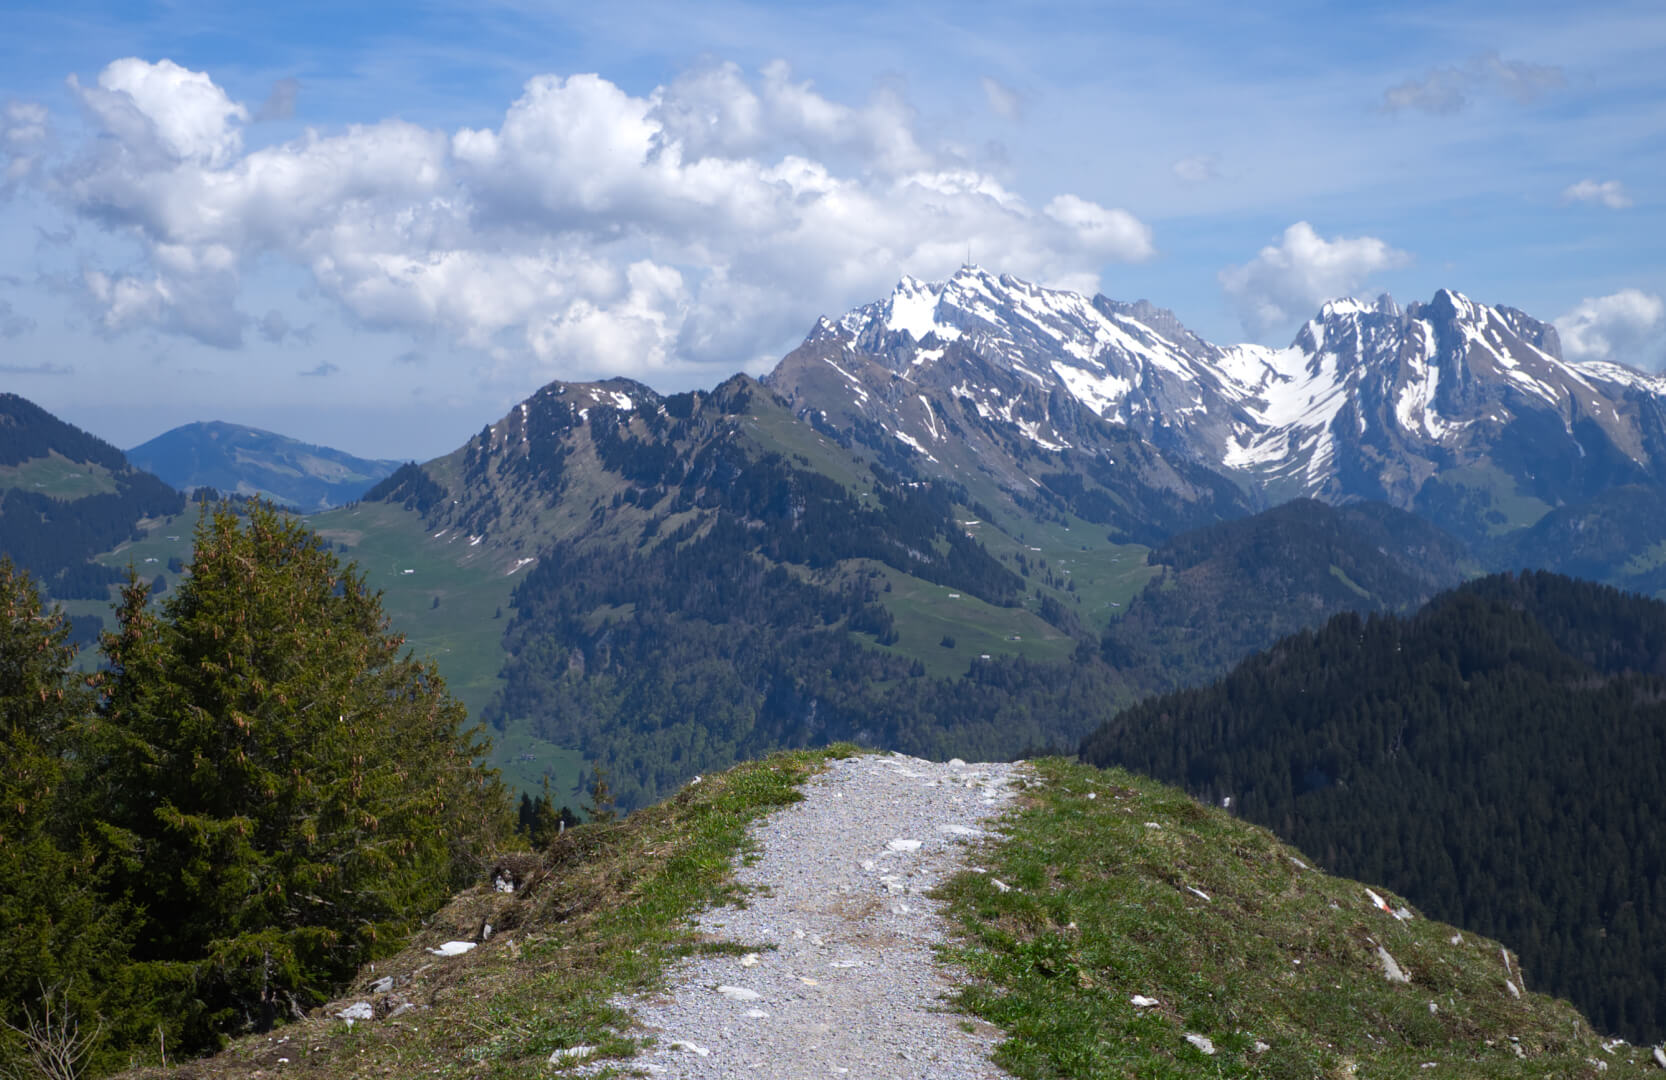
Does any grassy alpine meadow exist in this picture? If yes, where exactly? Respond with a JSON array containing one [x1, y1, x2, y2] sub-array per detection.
[[117, 745, 862, 1079], [0, 450, 121, 499], [938, 757, 1656, 1079]]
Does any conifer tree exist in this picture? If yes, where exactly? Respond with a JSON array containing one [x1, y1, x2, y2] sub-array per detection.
[[0, 559, 129, 1066], [91, 505, 511, 1050]]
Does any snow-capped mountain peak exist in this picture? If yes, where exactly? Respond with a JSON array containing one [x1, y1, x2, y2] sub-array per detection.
[[774, 269, 1666, 519]]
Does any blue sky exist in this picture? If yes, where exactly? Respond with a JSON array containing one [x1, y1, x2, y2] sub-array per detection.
[[0, 0, 1661, 459]]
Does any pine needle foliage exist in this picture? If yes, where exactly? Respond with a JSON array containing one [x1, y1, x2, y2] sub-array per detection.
[[0, 560, 130, 1073], [90, 504, 511, 1055]]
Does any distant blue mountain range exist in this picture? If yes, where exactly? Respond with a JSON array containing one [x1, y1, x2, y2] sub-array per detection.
[[127, 421, 401, 511]]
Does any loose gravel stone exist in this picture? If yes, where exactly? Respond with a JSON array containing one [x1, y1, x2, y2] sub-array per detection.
[[600, 752, 1028, 1078]]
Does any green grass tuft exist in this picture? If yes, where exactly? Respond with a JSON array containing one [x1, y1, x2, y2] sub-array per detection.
[[939, 758, 1655, 1078]]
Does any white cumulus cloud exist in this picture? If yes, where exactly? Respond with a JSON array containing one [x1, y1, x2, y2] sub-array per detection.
[[1220, 222, 1411, 338], [72, 58, 249, 166], [1561, 179, 1632, 210], [19, 57, 1154, 381], [1555, 289, 1666, 369]]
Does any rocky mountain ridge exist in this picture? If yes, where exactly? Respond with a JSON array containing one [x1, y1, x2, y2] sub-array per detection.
[[768, 267, 1666, 542]]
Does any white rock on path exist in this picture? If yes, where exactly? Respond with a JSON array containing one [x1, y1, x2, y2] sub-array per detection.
[[549, 1045, 595, 1063], [887, 838, 924, 852], [716, 986, 761, 1001]]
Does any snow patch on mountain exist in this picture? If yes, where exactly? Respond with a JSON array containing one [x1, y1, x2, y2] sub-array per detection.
[[789, 267, 1666, 508]]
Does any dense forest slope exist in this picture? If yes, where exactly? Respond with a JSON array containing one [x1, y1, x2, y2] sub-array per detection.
[[1082, 571, 1666, 1043], [1486, 484, 1666, 599], [127, 420, 399, 510], [1101, 498, 1474, 687], [0, 393, 183, 599]]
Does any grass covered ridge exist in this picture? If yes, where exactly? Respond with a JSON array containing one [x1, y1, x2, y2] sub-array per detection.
[[114, 748, 1656, 1078], [940, 757, 1653, 1078], [118, 745, 860, 1079]]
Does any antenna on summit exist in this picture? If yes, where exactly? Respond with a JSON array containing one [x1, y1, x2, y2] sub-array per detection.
[[963, 244, 973, 269]]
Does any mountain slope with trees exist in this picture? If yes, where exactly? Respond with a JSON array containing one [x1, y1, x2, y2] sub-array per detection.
[[1487, 484, 1666, 598], [0, 393, 183, 601], [1081, 571, 1666, 1044], [351, 369, 1500, 811], [1101, 498, 1474, 688]]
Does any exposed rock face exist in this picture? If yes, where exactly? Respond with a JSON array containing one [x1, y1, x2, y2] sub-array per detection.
[[768, 268, 1666, 542]]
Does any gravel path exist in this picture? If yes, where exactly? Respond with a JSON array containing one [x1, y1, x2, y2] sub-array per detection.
[[595, 752, 1028, 1079]]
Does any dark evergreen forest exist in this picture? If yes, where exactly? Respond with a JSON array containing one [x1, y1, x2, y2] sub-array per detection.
[[0, 508, 508, 1075], [1082, 571, 1666, 1044], [0, 393, 184, 596], [1099, 499, 1472, 687]]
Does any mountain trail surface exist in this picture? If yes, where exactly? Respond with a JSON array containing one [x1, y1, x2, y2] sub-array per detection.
[[590, 752, 1028, 1078]]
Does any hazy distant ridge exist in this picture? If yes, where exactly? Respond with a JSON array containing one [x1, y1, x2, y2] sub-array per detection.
[[128, 421, 401, 510]]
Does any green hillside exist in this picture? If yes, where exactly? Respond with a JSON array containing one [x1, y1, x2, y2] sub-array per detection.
[[308, 500, 587, 801], [1101, 498, 1475, 690], [0, 393, 184, 601], [1083, 571, 1666, 1044], [1489, 484, 1666, 598], [945, 757, 1653, 1079], [112, 749, 1659, 1079]]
